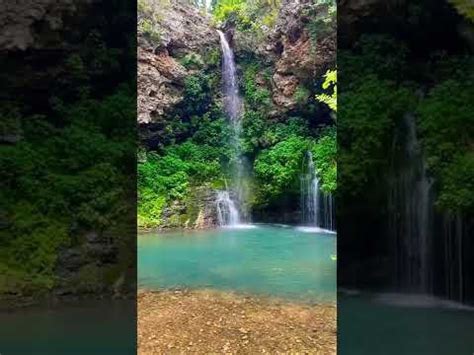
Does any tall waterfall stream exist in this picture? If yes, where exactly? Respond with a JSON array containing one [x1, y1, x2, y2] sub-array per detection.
[[216, 30, 248, 227]]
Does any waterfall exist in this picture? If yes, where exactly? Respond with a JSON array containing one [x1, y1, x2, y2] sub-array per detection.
[[216, 190, 240, 227], [217, 29, 248, 225], [443, 213, 466, 302], [217, 30, 242, 123], [300, 151, 335, 231], [390, 114, 434, 293]]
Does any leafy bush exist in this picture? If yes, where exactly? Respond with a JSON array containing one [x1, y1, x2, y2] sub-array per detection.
[[312, 128, 337, 193], [242, 64, 271, 108], [254, 136, 309, 204], [182, 74, 213, 114], [417, 78, 474, 212], [137, 141, 228, 227], [180, 53, 205, 70]]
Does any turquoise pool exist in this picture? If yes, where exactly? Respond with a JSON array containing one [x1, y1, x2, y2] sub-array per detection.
[[138, 224, 337, 302]]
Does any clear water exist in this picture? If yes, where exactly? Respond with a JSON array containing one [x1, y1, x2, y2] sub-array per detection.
[[138, 225, 336, 302], [339, 292, 474, 355]]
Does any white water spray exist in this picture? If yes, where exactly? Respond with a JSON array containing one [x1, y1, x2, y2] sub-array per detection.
[[216, 190, 240, 226]]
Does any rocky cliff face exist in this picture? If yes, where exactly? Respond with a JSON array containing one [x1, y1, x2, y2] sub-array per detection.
[[268, 0, 335, 109], [137, 1, 219, 125], [233, 0, 336, 115], [138, 0, 336, 125], [0, 0, 87, 50]]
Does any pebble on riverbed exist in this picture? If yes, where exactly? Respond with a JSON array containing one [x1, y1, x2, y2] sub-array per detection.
[[138, 289, 336, 354]]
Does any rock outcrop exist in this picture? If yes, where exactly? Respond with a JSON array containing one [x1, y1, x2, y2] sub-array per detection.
[[0, 0, 86, 50], [232, 0, 336, 115], [137, 0, 219, 124], [264, 0, 336, 114], [153, 185, 219, 230]]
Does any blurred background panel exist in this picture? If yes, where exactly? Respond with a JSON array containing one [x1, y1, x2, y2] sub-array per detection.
[[0, 0, 137, 353], [337, 0, 474, 353]]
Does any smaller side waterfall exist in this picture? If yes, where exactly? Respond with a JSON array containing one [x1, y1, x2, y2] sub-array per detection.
[[390, 114, 434, 293], [216, 190, 240, 227], [300, 151, 335, 231]]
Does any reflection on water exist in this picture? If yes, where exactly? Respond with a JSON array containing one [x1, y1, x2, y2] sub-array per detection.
[[138, 225, 337, 302], [339, 291, 474, 355], [0, 300, 135, 354]]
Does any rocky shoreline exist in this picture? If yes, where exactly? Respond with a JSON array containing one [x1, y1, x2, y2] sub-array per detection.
[[138, 289, 336, 354]]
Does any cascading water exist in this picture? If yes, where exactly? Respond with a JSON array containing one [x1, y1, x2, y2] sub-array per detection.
[[216, 29, 248, 226], [390, 114, 433, 293], [300, 151, 335, 231], [217, 30, 242, 124], [216, 190, 240, 226]]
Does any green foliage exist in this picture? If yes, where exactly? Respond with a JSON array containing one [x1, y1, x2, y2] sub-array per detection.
[[139, 18, 161, 44], [0, 0, 137, 297], [192, 114, 232, 149], [138, 0, 152, 13], [254, 136, 309, 204], [204, 48, 222, 68], [138, 189, 166, 228], [448, 0, 474, 20], [182, 74, 215, 114], [338, 35, 408, 83], [212, 0, 281, 32], [294, 85, 310, 105], [180, 53, 205, 70], [0, 87, 135, 292], [242, 64, 271, 107], [138, 0, 163, 44], [338, 75, 415, 196], [137, 0, 340, 225], [437, 154, 474, 212], [417, 78, 474, 212], [138, 141, 228, 228], [305, 0, 336, 45], [316, 69, 337, 113], [213, 0, 247, 24], [339, 33, 474, 216], [312, 128, 337, 193], [241, 111, 311, 154]]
